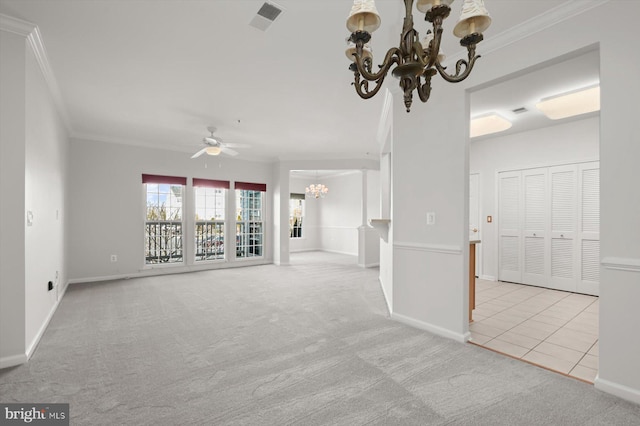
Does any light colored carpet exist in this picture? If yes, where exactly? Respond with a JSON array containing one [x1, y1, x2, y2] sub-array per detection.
[[1, 252, 639, 425]]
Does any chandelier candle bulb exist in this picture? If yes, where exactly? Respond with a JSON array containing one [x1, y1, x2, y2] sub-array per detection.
[[416, 0, 454, 14]]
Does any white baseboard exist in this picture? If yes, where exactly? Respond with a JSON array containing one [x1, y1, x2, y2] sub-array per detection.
[[480, 275, 497, 281], [0, 353, 27, 370], [359, 262, 380, 268], [378, 277, 392, 315], [391, 312, 470, 343], [322, 249, 358, 257], [594, 376, 640, 405], [68, 260, 272, 285], [68, 273, 132, 284], [1, 277, 71, 370], [25, 280, 70, 360]]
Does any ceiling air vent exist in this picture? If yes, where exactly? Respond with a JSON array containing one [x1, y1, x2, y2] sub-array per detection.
[[512, 107, 528, 114], [250, 2, 284, 31]]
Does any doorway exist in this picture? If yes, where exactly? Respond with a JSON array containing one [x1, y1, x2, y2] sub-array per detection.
[[467, 47, 600, 383]]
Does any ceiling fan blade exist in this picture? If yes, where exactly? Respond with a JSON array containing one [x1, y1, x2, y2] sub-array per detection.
[[222, 143, 250, 148], [220, 146, 239, 156], [204, 136, 220, 144], [191, 147, 208, 159]]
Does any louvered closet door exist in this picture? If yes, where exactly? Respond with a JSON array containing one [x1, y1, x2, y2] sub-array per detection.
[[522, 168, 548, 286], [577, 162, 600, 295], [498, 171, 522, 283], [549, 165, 577, 292]]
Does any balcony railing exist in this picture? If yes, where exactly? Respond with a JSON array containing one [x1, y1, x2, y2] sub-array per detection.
[[195, 221, 224, 261], [145, 221, 183, 264], [145, 220, 263, 263]]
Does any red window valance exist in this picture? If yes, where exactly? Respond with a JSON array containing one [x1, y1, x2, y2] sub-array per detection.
[[192, 178, 230, 189], [142, 174, 187, 185], [235, 181, 266, 192]]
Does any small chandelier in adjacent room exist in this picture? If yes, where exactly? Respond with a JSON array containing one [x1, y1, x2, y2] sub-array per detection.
[[345, 0, 491, 112], [305, 172, 329, 199]]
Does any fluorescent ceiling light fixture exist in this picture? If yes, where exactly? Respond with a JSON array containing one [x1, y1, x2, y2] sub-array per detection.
[[470, 114, 512, 138], [536, 85, 600, 120]]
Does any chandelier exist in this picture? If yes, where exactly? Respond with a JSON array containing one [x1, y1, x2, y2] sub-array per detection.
[[345, 0, 491, 112], [305, 172, 329, 199], [306, 183, 329, 199]]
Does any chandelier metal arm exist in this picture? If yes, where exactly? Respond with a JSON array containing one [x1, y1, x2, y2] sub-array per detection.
[[434, 32, 483, 83], [434, 45, 480, 83], [351, 44, 402, 99], [351, 41, 401, 82], [353, 70, 388, 99], [416, 69, 436, 103], [345, 0, 491, 112]]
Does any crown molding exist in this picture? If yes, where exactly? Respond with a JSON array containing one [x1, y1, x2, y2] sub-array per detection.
[[445, 0, 611, 65], [0, 13, 72, 133], [0, 13, 35, 36]]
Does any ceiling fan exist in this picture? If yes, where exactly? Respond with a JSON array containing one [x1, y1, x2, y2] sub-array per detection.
[[191, 126, 248, 158]]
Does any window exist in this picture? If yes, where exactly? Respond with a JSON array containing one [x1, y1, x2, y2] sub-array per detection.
[[289, 193, 305, 238], [235, 182, 266, 258], [143, 174, 186, 264], [194, 178, 229, 261]]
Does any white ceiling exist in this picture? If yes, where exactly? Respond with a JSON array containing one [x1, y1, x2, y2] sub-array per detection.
[[0, 0, 598, 161]]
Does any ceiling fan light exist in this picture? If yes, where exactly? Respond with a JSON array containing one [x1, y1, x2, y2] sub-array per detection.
[[205, 146, 221, 155]]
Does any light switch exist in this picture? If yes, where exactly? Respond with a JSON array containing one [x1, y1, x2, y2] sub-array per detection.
[[426, 212, 436, 225], [27, 211, 34, 226]]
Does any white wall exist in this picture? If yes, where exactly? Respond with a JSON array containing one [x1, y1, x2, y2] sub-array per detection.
[[470, 116, 599, 280], [385, 1, 640, 404], [0, 23, 69, 368], [390, 85, 469, 342], [597, 2, 640, 403], [0, 29, 27, 367], [318, 172, 362, 256], [67, 139, 274, 282], [24, 41, 69, 356], [366, 170, 381, 221]]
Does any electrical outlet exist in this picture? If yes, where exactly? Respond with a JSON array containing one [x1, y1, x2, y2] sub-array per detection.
[[110, 255, 118, 262], [48, 281, 53, 291]]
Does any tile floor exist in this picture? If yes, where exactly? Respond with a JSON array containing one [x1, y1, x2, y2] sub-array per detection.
[[469, 279, 599, 383]]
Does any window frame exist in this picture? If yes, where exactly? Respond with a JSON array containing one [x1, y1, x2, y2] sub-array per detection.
[[142, 174, 187, 267], [193, 178, 230, 263], [234, 182, 266, 260], [289, 193, 305, 239]]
